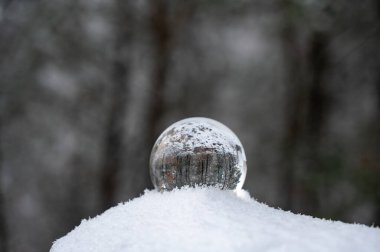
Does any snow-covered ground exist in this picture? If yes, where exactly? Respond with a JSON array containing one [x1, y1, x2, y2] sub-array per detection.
[[51, 187, 380, 252]]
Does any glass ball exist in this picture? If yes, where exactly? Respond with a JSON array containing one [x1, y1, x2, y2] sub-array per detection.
[[150, 117, 247, 191]]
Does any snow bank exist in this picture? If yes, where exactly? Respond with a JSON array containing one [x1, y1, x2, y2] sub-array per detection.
[[51, 187, 380, 252]]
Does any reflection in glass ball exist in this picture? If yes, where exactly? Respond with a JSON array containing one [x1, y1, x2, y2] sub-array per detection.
[[150, 117, 247, 191]]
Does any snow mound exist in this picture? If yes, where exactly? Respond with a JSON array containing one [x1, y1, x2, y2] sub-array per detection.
[[51, 187, 380, 252]]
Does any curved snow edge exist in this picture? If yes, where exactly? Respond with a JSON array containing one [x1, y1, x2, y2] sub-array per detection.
[[51, 187, 380, 252]]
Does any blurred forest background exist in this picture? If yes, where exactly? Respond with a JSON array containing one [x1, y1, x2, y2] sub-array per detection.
[[0, 0, 379, 251]]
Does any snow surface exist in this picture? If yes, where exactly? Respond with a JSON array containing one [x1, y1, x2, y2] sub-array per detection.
[[51, 187, 380, 252]]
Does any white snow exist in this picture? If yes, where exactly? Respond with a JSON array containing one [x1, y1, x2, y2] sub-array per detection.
[[51, 187, 380, 252]]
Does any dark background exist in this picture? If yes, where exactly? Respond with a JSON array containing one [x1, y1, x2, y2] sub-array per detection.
[[1, 0, 380, 251]]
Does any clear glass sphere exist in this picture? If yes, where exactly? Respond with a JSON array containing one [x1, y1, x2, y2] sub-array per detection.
[[150, 117, 247, 191]]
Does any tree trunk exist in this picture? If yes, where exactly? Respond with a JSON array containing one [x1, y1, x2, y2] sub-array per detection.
[[100, 1, 132, 211], [0, 122, 8, 252], [279, 0, 306, 210], [303, 31, 329, 215], [279, 0, 330, 214], [147, 0, 171, 146]]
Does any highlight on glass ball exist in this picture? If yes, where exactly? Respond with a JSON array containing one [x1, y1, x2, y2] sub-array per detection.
[[150, 117, 247, 191]]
